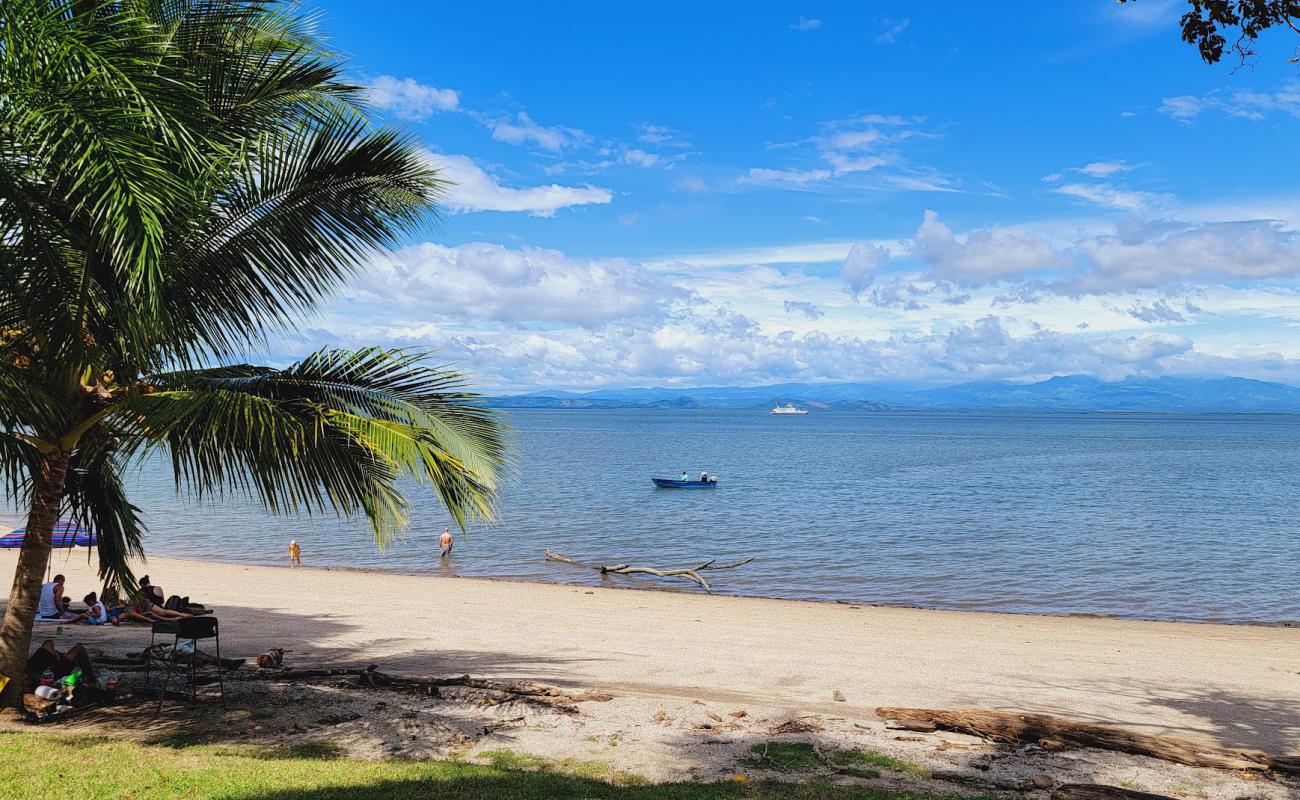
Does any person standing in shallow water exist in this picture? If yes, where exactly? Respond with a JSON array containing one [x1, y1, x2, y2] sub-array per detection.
[[288, 539, 301, 567], [439, 527, 454, 560]]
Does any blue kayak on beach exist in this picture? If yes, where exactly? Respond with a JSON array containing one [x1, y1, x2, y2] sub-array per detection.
[[652, 477, 718, 488]]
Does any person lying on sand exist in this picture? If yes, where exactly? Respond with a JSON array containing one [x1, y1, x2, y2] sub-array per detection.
[[145, 643, 244, 671], [138, 575, 210, 614], [129, 590, 191, 622], [26, 639, 96, 691]]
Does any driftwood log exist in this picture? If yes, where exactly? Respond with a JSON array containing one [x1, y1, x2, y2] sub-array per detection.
[[544, 550, 755, 592], [1052, 785, 1179, 800], [241, 665, 612, 714], [876, 708, 1300, 775]]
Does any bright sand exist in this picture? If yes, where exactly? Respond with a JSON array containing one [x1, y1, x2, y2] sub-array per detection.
[[7, 551, 1299, 755]]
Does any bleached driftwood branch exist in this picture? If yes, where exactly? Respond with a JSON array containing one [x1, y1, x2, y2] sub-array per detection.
[[544, 549, 755, 593]]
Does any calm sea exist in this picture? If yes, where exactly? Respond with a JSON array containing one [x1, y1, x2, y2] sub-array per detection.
[[22, 410, 1300, 623]]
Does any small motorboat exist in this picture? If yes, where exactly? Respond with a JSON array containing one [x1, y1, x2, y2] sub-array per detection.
[[652, 476, 718, 489]]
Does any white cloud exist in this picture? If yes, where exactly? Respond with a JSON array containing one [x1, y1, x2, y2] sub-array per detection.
[[1053, 182, 1161, 212], [790, 16, 822, 31], [875, 17, 909, 44], [637, 124, 689, 147], [432, 153, 612, 217], [622, 149, 661, 168], [841, 242, 891, 296], [647, 240, 902, 269], [1074, 218, 1300, 290], [360, 242, 690, 327], [1160, 83, 1300, 122], [1078, 161, 1131, 177], [739, 167, 834, 186], [482, 112, 587, 151], [915, 210, 1065, 285], [1159, 95, 1205, 120], [368, 76, 459, 120]]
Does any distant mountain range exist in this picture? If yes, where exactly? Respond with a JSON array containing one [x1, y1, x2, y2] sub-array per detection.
[[484, 375, 1300, 413]]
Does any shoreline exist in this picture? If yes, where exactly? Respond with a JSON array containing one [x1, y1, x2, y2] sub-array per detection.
[[96, 549, 1300, 628], [8, 550, 1300, 755]]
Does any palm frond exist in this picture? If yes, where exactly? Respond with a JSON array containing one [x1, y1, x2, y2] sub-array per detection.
[[96, 350, 500, 541], [63, 445, 146, 591]]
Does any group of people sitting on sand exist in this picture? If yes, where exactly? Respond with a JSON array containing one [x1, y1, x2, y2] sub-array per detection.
[[37, 573, 210, 626]]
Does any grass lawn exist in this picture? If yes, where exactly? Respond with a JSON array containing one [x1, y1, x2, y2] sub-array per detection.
[[0, 731, 1001, 800]]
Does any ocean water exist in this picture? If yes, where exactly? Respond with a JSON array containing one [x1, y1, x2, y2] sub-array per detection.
[[28, 410, 1300, 623]]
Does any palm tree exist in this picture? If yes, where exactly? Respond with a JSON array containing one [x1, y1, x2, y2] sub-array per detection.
[[0, 0, 505, 709]]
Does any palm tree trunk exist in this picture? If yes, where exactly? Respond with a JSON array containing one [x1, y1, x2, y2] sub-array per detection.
[[0, 452, 69, 710]]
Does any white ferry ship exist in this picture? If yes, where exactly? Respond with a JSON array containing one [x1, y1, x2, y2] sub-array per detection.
[[770, 403, 809, 415]]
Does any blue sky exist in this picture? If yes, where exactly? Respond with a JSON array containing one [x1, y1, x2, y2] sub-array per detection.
[[291, 1, 1300, 390]]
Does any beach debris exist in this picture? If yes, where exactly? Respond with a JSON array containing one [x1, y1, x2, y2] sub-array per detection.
[[1051, 784, 1179, 800], [831, 689, 846, 702], [768, 716, 824, 735], [885, 718, 938, 732], [256, 648, 285, 669], [728, 709, 748, 718], [237, 665, 612, 715], [876, 707, 1300, 775], [544, 550, 756, 593]]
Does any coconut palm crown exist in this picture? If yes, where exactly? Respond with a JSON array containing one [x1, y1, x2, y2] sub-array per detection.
[[0, 0, 505, 708]]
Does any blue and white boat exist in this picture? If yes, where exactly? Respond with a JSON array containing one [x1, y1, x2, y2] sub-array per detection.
[[651, 476, 718, 489]]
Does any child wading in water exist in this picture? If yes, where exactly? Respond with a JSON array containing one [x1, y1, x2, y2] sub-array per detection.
[[288, 539, 302, 567]]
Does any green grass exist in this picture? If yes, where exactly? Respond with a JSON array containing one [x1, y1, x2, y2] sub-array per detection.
[[739, 743, 931, 779], [0, 732, 995, 800]]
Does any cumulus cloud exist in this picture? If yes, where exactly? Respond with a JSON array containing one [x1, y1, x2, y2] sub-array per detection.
[[841, 242, 891, 296], [906, 211, 1300, 292], [914, 210, 1065, 285], [1073, 218, 1300, 290], [360, 242, 690, 327], [790, 16, 822, 31], [433, 153, 612, 217], [324, 312, 1214, 390], [368, 76, 459, 120]]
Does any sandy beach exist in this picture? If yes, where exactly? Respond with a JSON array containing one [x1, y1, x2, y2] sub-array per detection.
[[2, 551, 1300, 796], [4, 550, 1299, 794]]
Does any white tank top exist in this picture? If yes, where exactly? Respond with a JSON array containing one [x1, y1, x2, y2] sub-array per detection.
[[37, 581, 59, 617], [90, 602, 107, 623]]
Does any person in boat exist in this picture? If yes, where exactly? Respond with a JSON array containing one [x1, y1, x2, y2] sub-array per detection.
[[699, 471, 709, 482], [680, 471, 689, 481]]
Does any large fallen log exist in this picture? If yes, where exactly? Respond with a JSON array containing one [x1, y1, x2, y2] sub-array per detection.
[[876, 708, 1298, 775], [239, 665, 612, 713], [1052, 785, 1179, 800], [544, 550, 755, 592]]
